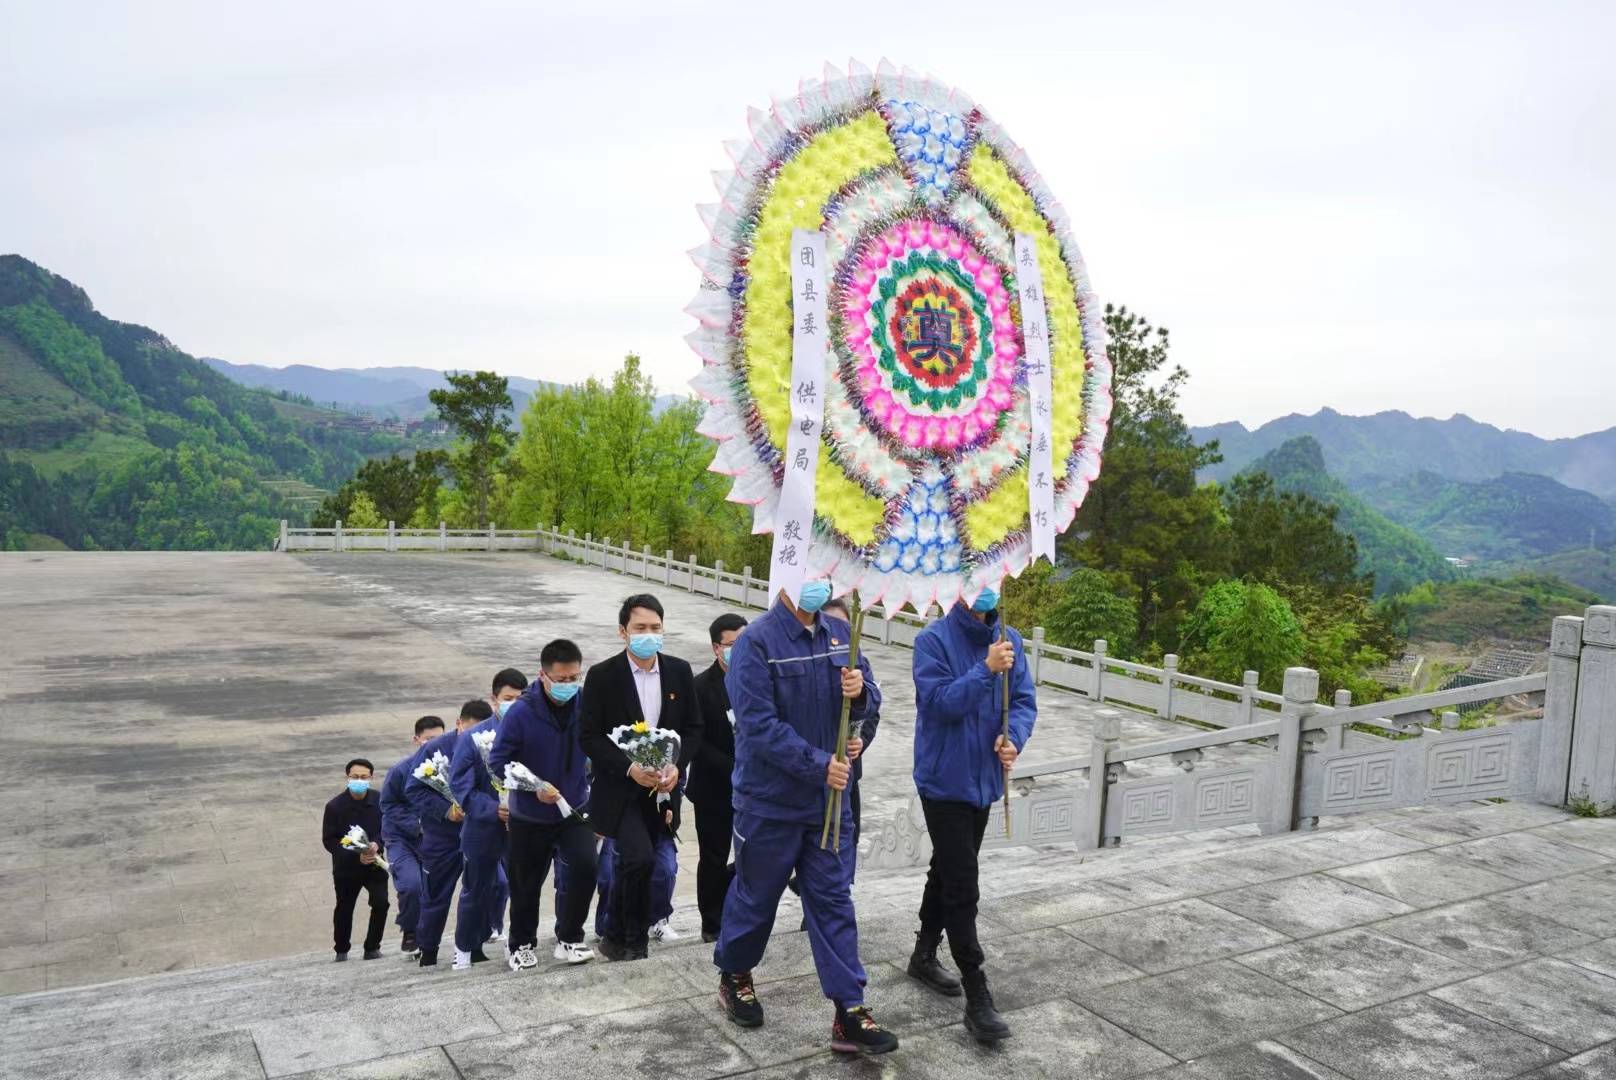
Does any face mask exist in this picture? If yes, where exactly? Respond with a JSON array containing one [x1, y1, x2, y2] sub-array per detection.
[[496, 699, 514, 718], [797, 580, 831, 613], [721, 645, 732, 667], [972, 587, 1000, 612], [547, 680, 579, 704], [346, 779, 370, 796], [627, 633, 663, 660]]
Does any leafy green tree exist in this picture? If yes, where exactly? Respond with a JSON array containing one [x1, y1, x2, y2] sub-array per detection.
[[344, 491, 386, 529], [1179, 579, 1305, 690], [1065, 305, 1228, 652], [1223, 471, 1362, 595], [429, 371, 513, 527], [311, 450, 447, 528], [1044, 568, 1141, 656]]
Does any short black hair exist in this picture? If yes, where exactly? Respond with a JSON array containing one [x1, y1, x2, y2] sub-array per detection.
[[492, 667, 528, 694], [345, 758, 374, 776], [710, 613, 748, 643], [823, 597, 850, 618], [619, 593, 664, 627], [460, 699, 494, 722], [414, 715, 445, 737], [540, 638, 583, 668]]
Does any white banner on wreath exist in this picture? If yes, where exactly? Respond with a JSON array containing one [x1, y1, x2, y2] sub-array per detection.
[[1014, 232, 1057, 562], [768, 229, 828, 603]]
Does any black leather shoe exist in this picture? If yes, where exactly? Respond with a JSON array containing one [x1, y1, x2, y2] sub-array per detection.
[[907, 929, 962, 997], [701, 930, 719, 944], [418, 949, 438, 967], [597, 937, 632, 962], [962, 970, 1011, 1044], [361, 948, 382, 960]]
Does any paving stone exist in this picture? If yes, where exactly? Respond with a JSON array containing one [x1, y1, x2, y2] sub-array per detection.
[[1528, 819, 1616, 859], [0, 1029, 265, 1080], [475, 953, 706, 1031], [1560, 938, 1616, 979], [1278, 828, 1430, 869], [1380, 803, 1572, 846], [1376, 896, 1595, 970], [1490, 873, 1616, 939], [1236, 927, 1481, 1012], [863, 997, 1175, 1079], [1280, 994, 1565, 1080], [1138, 858, 1275, 897], [1074, 959, 1340, 1059], [1147, 1039, 1351, 1079], [0, 966, 47, 994], [979, 927, 1144, 1010], [1430, 957, 1616, 1053], [992, 876, 1178, 933], [688, 962, 957, 1068], [278, 1049, 459, 1080], [1514, 1042, 1616, 1079], [445, 999, 751, 1079], [1324, 850, 1522, 908], [251, 996, 500, 1077], [1439, 833, 1610, 883], [1210, 843, 1344, 884], [1064, 898, 1290, 974], [1204, 874, 1414, 938]]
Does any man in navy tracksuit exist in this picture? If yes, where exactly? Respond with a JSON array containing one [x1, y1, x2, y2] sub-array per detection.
[[406, 699, 492, 967], [487, 638, 598, 970], [379, 715, 446, 955], [714, 580, 897, 1056], [908, 586, 1036, 1043], [450, 698, 510, 971]]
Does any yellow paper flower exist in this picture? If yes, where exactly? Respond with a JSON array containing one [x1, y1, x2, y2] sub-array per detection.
[[632, 721, 650, 735]]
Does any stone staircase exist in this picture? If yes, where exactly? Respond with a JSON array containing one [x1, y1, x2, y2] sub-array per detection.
[[7, 798, 1616, 1080]]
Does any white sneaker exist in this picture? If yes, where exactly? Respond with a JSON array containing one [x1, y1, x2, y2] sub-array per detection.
[[554, 941, 595, 965], [486, 930, 506, 945], [452, 948, 473, 971], [649, 919, 681, 942], [507, 945, 539, 972]]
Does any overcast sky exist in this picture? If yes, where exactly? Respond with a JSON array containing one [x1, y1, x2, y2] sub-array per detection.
[[2, 1, 1609, 437]]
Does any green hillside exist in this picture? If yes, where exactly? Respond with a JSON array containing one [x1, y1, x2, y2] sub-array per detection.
[[1392, 574, 1603, 646], [1509, 547, 1616, 602], [0, 255, 407, 550], [1356, 470, 1616, 562], [1241, 436, 1455, 596]]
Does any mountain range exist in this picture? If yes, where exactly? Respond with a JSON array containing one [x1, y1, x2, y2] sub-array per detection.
[[1194, 408, 1616, 502]]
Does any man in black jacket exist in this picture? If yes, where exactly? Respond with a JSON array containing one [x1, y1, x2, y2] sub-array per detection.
[[322, 758, 389, 961], [690, 612, 747, 942], [579, 593, 702, 960]]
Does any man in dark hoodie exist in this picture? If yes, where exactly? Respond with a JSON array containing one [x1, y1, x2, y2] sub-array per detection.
[[407, 700, 491, 968], [379, 715, 446, 956], [487, 638, 597, 970]]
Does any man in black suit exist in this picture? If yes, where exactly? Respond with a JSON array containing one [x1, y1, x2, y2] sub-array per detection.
[[579, 593, 702, 960], [689, 612, 747, 942]]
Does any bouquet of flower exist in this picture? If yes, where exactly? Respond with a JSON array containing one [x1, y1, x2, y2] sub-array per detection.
[[609, 722, 682, 807], [503, 762, 586, 823], [470, 729, 507, 803], [412, 750, 461, 814], [340, 825, 389, 872]]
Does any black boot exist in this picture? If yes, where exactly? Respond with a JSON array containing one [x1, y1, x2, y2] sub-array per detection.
[[962, 970, 1011, 1044], [906, 929, 962, 997]]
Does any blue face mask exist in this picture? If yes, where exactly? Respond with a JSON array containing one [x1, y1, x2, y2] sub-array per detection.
[[495, 699, 514, 718], [547, 680, 579, 704], [721, 645, 732, 667], [798, 580, 832, 613], [627, 633, 663, 660], [346, 778, 370, 797], [972, 587, 1000, 612]]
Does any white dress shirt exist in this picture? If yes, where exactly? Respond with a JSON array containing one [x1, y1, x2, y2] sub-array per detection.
[[630, 655, 663, 729]]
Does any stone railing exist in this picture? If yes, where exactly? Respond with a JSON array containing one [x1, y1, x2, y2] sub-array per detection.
[[870, 608, 1615, 868]]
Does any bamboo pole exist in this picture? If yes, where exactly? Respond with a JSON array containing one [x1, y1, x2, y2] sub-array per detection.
[[820, 592, 863, 851], [1001, 605, 1012, 837]]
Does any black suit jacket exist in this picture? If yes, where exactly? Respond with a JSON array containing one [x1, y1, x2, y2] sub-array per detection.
[[579, 650, 701, 838], [687, 659, 734, 808]]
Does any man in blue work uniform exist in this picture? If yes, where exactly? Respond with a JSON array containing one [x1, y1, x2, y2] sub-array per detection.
[[450, 689, 513, 971], [487, 638, 598, 970], [407, 699, 491, 968], [907, 585, 1036, 1043], [379, 715, 446, 956], [714, 579, 898, 1056]]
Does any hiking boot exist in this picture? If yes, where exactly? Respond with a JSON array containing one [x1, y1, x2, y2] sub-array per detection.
[[831, 1004, 899, 1055], [906, 929, 962, 997], [962, 970, 1011, 1044], [719, 971, 764, 1028]]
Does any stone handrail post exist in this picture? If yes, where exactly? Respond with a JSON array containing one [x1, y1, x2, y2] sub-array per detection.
[[1541, 614, 1585, 804], [1266, 666, 1319, 835], [335, 519, 344, 552], [664, 550, 674, 586], [1569, 606, 1616, 807], [1091, 639, 1108, 701], [1081, 711, 1122, 850], [1241, 670, 1260, 724], [1030, 627, 1045, 684], [1162, 654, 1179, 721]]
